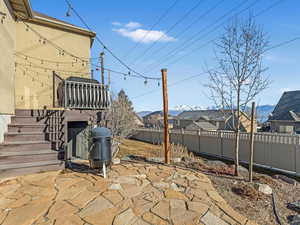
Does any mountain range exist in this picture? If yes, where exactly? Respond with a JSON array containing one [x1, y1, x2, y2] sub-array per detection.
[[137, 105, 275, 123]]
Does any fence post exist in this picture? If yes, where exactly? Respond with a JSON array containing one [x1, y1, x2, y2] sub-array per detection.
[[198, 129, 201, 153], [249, 101, 256, 183], [181, 128, 185, 146], [219, 131, 224, 157], [295, 136, 300, 174]]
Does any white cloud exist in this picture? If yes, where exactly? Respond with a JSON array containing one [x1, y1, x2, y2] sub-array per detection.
[[125, 22, 142, 29], [112, 21, 121, 26], [113, 27, 176, 43]]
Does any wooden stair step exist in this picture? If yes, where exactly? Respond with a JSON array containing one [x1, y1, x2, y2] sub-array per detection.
[[8, 124, 46, 133], [11, 116, 47, 124], [0, 150, 58, 165], [0, 141, 51, 152], [0, 160, 63, 170], [0, 161, 65, 179], [4, 132, 46, 142]]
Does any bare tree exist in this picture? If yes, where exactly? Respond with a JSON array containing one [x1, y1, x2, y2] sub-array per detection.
[[206, 15, 270, 176]]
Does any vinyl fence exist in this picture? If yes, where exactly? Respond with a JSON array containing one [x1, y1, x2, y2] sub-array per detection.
[[132, 129, 300, 176]]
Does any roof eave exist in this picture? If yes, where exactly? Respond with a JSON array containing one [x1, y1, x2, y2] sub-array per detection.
[[29, 15, 96, 38]]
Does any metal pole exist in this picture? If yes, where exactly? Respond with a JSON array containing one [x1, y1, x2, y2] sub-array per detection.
[[108, 69, 111, 87], [161, 69, 170, 164], [102, 162, 107, 178], [100, 52, 105, 85], [249, 101, 256, 182]]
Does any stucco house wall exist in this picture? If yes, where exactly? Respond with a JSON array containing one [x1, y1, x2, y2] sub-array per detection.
[[0, 0, 16, 115], [15, 20, 92, 109]]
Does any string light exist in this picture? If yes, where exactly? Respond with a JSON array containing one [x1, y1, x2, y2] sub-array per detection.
[[66, 5, 71, 17]]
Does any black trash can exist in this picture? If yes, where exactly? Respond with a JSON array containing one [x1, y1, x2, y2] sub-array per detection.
[[89, 127, 112, 169]]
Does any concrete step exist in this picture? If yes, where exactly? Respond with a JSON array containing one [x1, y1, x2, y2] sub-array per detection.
[[0, 141, 51, 152], [0, 150, 58, 165], [11, 116, 46, 124], [8, 124, 47, 133], [4, 132, 46, 142], [0, 160, 65, 179]]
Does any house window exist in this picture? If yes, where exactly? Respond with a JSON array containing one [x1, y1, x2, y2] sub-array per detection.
[[279, 125, 294, 133]]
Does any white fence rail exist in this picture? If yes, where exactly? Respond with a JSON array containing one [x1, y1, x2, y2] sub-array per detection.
[[132, 129, 300, 176]]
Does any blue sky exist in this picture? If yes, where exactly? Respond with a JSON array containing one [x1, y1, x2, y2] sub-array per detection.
[[30, 0, 300, 112]]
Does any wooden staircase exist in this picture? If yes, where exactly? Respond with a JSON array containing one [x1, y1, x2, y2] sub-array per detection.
[[0, 110, 65, 179]]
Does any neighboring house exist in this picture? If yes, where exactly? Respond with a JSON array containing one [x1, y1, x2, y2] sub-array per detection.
[[185, 121, 217, 131], [0, 0, 110, 178], [268, 90, 300, 134], [133, 113, 144, 127], [143, 111, 163, 128], [174, 110, 254, 132], [143, 111, 173, 128]]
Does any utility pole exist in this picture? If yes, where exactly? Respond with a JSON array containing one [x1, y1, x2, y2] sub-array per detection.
[[100, 52, 105, 85], [249, 101, 256, 182], [91, 69, 94, 80], [108, 69, 111, 87], [161, 68, 170, 164]]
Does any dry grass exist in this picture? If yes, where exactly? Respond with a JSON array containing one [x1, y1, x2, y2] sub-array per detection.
[[117, 138, 162, 158], [117, 138, 201, 162]]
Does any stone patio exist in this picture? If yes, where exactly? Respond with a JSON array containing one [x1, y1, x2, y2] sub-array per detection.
[[0, 162, 258, 225]]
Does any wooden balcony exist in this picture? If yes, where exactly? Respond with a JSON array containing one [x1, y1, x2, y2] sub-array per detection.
[[54, 74, 110, 110]]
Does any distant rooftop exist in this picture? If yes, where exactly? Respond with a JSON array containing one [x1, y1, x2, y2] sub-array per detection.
[[176, 110, 234, 121], [269, 90, 300, 121]]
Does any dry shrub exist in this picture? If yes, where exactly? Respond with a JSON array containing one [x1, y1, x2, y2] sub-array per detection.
[[207, 166, 235, 176], [170, 143, 190, 158], [253, 175, 278, 187], [232, 183, 265, 201]]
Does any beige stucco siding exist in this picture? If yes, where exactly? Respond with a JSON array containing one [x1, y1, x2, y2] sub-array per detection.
[[15, 21, 91, 109], [0, 0, 16, 114]]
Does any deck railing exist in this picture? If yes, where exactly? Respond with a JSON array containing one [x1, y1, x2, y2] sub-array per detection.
[[63, 80, 110, 109], [53, 72, 110, 110]]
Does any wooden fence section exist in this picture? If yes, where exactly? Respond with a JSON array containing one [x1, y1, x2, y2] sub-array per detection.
[[132, 129, 300, 176]]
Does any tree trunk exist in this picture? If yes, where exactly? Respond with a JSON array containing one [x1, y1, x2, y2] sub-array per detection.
[[234, 86, 241, 176]]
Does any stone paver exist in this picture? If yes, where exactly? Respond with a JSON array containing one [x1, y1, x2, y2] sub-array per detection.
[[0, 162, 258, 225]]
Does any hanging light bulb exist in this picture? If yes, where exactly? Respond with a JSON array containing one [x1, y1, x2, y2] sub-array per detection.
[[158, 81, 160, 87], [72, 62, 74, 67], [25, 56, 28, 60], [128, 71, 131, 76], [66, 6, 71, 17], [25, 25, 29, 31], [41, 60, 44, 64], [124, 75, 127, 80], [144, 79, 148, 85], [43, 39, 46, 44]]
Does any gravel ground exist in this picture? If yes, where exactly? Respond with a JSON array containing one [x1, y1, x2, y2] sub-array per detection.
[[208, 172, 300, 225]]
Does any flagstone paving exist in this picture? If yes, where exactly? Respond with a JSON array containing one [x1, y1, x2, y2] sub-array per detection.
[[0, 162, 258, 225]]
